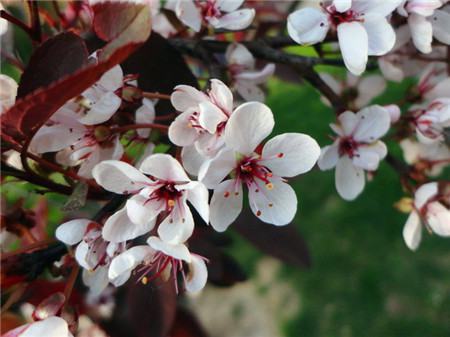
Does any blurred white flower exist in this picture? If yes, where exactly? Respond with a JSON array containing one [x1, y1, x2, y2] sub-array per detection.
[[2, 316, 72, 337], [415, 98, 450, 144], [0, 74, 17, 113]]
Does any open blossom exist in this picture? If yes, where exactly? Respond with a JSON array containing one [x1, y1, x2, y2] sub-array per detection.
[[319, 72, 386, 110], [225, 43, 275, 102], [56, 218, 127, 295], [93, 154, 209, 244], [0, 74, 17, 113], [416, 63, 450, 101], [30, 65, 124, 178], [199, 102, 320, 231], [166, 0, 255, 32], [414, 98, 450, 144], [397, 0, 450, 54], [403, 182, 450, 251], [287, 0, 402, 75], [318, 106, 391, 201], [169, 79, 233, 158], [108, 236, 207, 293], [2, 316, 72, 337]]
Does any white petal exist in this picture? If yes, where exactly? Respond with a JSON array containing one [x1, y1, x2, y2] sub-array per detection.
[[432, 9, 450, 44], [406, 0, 442, 16], [78, 91, 121, 125], [30, 124, 85, 154], [225, 43, 255, 69], [214, 9, 255, 30], [338, 110, 359, 135], [126, 194, 161, 228], [353, 105, 391, 142], [168, 111, 200, 147], [337, 22, 368, 75], [108, 245, 154, 281], [260, 133, 320, 177], [216, 0, 244, 12], [82, 267, 109, 295], [147, 236, 191, 262], [427, 202, 450, 237], [198, 148, 236, 189], [184, 181, 210, 224], [333, 0, 352, 12], [224, 101, 274, 154], [198, 101, 228, 133], [20, 317, 69, 337], [352, 142, 387, 171], [248, 180, 297, 226], [409, 13, 433, 54], [317, 142, 340, 170], [181, 145, 206, 176], [175, 0, 202, 32], [235, 81, 265, 102], [171, 85, 208, 111], [139, 153, 190, 182], [234, 63, 275, 84], [56, 219, 91, 245], [135, 98, 155, 138], [287, 8, 329, 45], [319, 73, 343, 96], [157, 201, 194, 244], [424, 77, 450, 101], [414, 182, 438, 209], [363, 14, 396, 55], [352, 0, 403, 17], [335, 156, 365, 201], [355, 75, 386, 108], [210, 179, 243, 232], [98, 65, 123, 91], [209, 79, 233, 114], [75, 241, 91, 270], [103, 207, 154, 243], [93, 160, 152, 194], [378, 57, 405, 82], [403, 211, 422, 251], [185, 254, 208, 293]]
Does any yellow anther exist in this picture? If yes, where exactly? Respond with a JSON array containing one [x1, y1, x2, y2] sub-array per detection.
[[167, 199, 175, 208], [141, 276, 148, 285], [266, 183, 274, 190]]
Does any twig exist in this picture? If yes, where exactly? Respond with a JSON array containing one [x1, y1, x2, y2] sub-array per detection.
[[111, 123, 169, 134], [142, 92, 171, 100], [27, 1, 42, 42]]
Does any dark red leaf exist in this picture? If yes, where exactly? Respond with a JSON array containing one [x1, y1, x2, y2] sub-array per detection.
[[17, 32, 89, 98], [234, 209, 312, 269], [169, 308, 209, 337]]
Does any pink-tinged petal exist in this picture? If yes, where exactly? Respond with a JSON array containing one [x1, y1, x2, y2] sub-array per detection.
[[82, 266, 109, 295], [198, 148, 236, 189], [210, 179, 242, 232], [99, 65, 123, 91], [260, 133, 320, 177], [214, 9, 255, 30], [139, 153, 190, 182], [363, 14, 396, 56], [383, 104, 401, 123], [78, 91, 121, 125], [432, 9, 450, 44], [427, 202, 450, 237], [135, 98, 155, 138], [185, 254, 208, 293], [147, 236, 191, 262], [175, 0, 202, 32], [235, 81, 265, 102], [353, 105, 391, 142], [181, 145, 206, 176], [333, 0, 352, 12], [209, 79, 234, 113], [248, 179, 297, 226], [335, 156, 365, 201], [424, 78, 450, 101], [287, 8, 329, 45], [74, 241, 91, 270], [158, 201, 194, 244], [30, 124, 85, 154], [225, 43, 255, 69], [216, 0, 244, 12], [195, 131, 225, 157], [406, 0, 442, 16], [234, 63, 275, 84], [409, 13, 433, 54], [108, 245, 154, 282], [55, 219, 91, 245], [103, 207, 153, 243], [15, 317, 70, 337], [403, 211, 422, 251], [126, 194, 161, 228], [181, 181, 210, 224], [338, 110, 359, 135], [318, 142, 340, 170], [337, 21, 368, 75], [168, 110, 200, 147], [170, 85, 207, 111], [414, 182, 438, 209], [352, 0, 403, 17], [78, 139, 124, 179], [93, 160, 152, 194], [198, 101, 228, 133], [352, 144, 385, 171], [355, 75, 386, 108], [225, 101, 274, 154]]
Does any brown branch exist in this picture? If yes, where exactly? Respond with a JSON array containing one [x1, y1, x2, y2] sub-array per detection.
[[27, 1, 42, 42], [142, 92, 171, 100], [111, 123, 169, 134]]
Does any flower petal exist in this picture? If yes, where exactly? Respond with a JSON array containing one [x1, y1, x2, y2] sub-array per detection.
[[318, 142, 340, 170], [408, 13, 433, 54], [338, 110, 359, 136], [235, 81, 265, 102], [93, 160, 152, 194], [139, 153, 190, 182], [18, 317, 69, 337], [335, 156, 365, 201], [432, 9, 450, 44], [353, 105, 391, 142], [168, 110, 200, 147], [126, 194, 161, 228], [181, 145, 206, 176], [103, 207, 154, 243], [147, 236, 191, 262], [158, 201, 194, 244], [198, 148, 236, 189], [135, 98, 155, 138], [78, 91, 121, 125], [82, 267, 109, 295], [30, 124, 85, 154], [333, 0, 352, 12], [260, 133, 320, 177], [363, 14, 396, 55], [337, 21, 368, 75], [216, 0, 244, 12], [214, 9, 255, 30], [185, 254, 208, 293], [55, 219, 91, 245], [209, 79, 233, 114], [198, 100, 228, 133], [183, 181, 210, 224], [427, 202, 450, 237], [224, 101, 274, 154], [225, 43, 255, 69], [403, 211, 422, 251], [175, 0, 202, 32], [355, 75, 386, 108], [171, 85, 208, 111], [287, 8, 329, 45], [210, 179, 243, 232], [108, 245, 154, 282], [352, 143, 386, 171], [414, 182, 438, 209]]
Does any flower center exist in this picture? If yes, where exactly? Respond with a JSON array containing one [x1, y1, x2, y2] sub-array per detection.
[[199, 0, 221, 19], [149, 183, 184, 211], [324, 4, 363, 27], [83, 226, 109, 269], [338, 136, 359, 158], [235, 156, 274, 189]]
